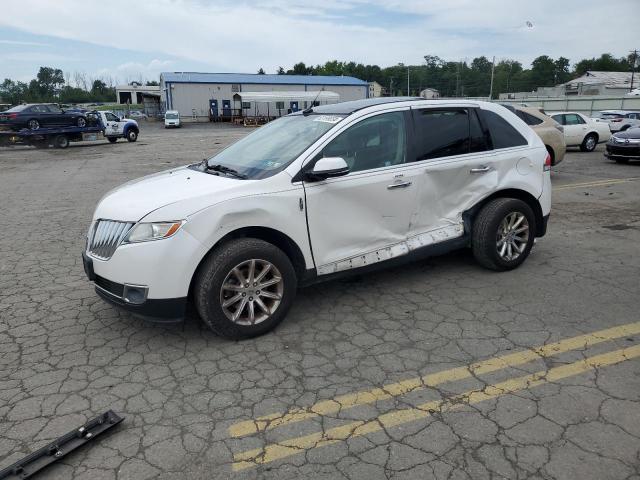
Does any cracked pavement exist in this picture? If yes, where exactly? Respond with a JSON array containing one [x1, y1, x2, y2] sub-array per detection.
[[1, 123, 639, 479]]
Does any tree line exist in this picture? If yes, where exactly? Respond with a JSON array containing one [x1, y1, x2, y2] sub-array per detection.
[[0, 67, 158, 105], [266, 52, 636, 97], [1, 53, 635, 105]]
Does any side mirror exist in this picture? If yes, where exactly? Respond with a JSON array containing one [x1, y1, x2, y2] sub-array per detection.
[[306, 157, 350, 181]]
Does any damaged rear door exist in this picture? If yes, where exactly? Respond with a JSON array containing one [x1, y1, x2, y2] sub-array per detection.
[[303, 109, 419, 275], [407, 107, 500, 248]]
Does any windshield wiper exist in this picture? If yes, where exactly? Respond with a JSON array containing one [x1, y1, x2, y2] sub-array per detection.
[[204, 162, 248, 179]]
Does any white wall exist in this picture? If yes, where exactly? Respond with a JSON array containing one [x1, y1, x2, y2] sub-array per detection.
[[164, 82, 367, 120], [499, 95, 640, 116]]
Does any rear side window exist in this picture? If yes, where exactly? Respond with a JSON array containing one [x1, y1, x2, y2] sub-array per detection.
[[551, 114, 564, 125], [516, 110, 544, 126], [480, 110, 527, 149], [412, 108, 488, 161], [564, 114, 585, 125]]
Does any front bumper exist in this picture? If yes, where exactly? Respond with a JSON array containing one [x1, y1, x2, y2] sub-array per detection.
[[83, 252, 187, 321], [605, 143, 640, 159]]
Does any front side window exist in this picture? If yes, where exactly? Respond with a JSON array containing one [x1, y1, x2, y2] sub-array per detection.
[[105, 113, 119, 122], [551, 114, 564, 125], [480, 110, 527, 149], [47, 105, 62, 114], [565, 113, 585, 125], [207, 113, 346, 179], [318, 111, 406, 173]]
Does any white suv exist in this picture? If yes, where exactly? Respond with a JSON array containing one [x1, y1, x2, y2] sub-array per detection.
[[82, 99, 551, 339]]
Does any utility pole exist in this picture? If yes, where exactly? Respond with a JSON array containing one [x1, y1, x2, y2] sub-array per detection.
[[455, 62, 460, 97], [407, 66, 410, 96], [489, 56, 495, 100], [631, 49, 638, 92], [389, 77, 393, 97]]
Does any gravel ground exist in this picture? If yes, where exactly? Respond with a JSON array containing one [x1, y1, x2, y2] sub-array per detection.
[[1, 121, 639, 480]]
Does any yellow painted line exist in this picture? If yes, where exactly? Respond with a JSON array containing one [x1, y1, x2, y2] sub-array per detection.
[[555, 177, 640, 190], [233, 344, 640, 471], [228, 321, 640, 437]]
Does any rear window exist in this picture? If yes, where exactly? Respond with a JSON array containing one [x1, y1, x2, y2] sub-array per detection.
[[411, 108, 488, 161], [5, 105, 29, 113], [516, 110, 544, 126], [480, 110, 528, 149]]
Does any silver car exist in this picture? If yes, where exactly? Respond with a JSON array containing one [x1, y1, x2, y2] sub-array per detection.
[[597, 110, 640, 132]]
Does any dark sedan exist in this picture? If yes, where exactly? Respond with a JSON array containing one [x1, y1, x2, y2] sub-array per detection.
[[605, 128, 640, 163], [0, 103, 87, 131]]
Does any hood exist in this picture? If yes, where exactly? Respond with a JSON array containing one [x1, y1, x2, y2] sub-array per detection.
[[612, 127, 640, 140], [93, 166, 248, 222]]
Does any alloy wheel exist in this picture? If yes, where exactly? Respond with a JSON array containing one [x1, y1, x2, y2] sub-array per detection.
[[496, 212, 529, 261], [219, 259, 284, 325], [585, 135, 596, 151], [28, 120, 40, 130]]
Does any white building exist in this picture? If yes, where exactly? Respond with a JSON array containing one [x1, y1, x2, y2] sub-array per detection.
[[368, 81, 383, 98], [420, 88, 440, 99], [115, 82, 161, 105], [160, 72, 369, 120]]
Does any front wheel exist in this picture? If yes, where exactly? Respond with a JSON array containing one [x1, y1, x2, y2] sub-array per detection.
[[126, 129, 138, 142], [472, 198, 536, 271], [77, 116, 87, 128], [194, 238, 297, 339], [54, 135, 69, 149], [580, 133, 597, 152]]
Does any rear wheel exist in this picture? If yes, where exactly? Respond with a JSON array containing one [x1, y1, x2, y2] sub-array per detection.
[[54, 135, 69, 149], [27, 119, 40, 130], [77, 116, 87, 128], [580, 133, 597, 152], [194, 238, 297, 339], [472, 198, 536, 271]]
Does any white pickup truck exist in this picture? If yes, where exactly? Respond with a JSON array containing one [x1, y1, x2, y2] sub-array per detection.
[[98, 111, 140, 143]]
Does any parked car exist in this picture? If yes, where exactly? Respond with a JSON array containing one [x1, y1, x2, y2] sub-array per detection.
[[548, 112, 611, 152], [128, 110, 148, 120], [164, 110, 181, 128], [501, 104, 566, 165], [82, 99, 551, 339], [597, 110, 640, 132], [605, 127, 640, 163], [0, 103, 87, 131]]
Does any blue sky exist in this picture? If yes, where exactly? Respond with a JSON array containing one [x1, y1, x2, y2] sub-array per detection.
[[1, 0, 638, 85]]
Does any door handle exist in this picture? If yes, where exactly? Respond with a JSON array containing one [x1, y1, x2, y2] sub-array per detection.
[[387, 181, 412, 189], [470, 166, 490, 173]]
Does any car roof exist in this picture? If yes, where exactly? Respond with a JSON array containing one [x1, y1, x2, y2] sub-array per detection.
[[310, 97, 422, 114]]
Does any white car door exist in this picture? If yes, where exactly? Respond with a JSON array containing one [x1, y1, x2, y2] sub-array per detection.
[[563, 113, 588, 145], [302, 110, 420, 275], [103, 112, 122, 136], [408, 107, 525, 246]]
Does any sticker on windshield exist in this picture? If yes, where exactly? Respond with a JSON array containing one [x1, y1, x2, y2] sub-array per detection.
[[313, 115, 343, 124]]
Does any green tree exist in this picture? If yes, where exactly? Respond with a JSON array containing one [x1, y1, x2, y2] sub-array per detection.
[[276, 66, 285, 75], [257, 67, 265, 74]]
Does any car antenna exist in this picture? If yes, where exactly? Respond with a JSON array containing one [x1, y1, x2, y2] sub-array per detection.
[[302, 88, 323, 115]]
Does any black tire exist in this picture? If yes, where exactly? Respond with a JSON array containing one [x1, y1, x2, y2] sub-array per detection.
[[614, 158, 629, 164], [194, 238, 297, 339], [126, 129, 138, 142], [27, 119, 40, 130], [472, 198, 536, 271], [580, 133, 598, 152], [107, 137, 118, 143], [54, 135, 69, 149], [77, 116, 87, 128]]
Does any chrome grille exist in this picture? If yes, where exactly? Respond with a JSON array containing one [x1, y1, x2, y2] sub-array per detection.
[[88, 220, 134, 260]]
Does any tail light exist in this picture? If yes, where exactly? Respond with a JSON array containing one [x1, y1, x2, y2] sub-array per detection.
[[544, 152, 551, 172], [6, 113, 18, 119], [610, 119, 623, 123]]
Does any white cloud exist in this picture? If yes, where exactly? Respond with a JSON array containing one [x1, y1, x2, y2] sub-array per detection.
[[0, 39, 49, 47], [0, 0, 637, 74]]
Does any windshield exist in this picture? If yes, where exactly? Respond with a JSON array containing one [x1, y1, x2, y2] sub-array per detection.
[[165, 112, 179, 119], [206, 113, 346, 179]]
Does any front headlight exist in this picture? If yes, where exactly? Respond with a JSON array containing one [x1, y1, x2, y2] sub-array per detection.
[[124, 221, 184, 243]]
